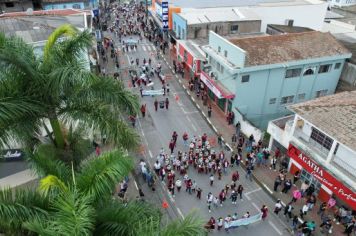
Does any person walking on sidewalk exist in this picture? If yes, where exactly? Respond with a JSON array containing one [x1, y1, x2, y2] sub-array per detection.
[[208, 105, 212, 118], [196, 187, 202, 199], [245, 165, 252, 181], [230, 190, 238, 205], [300, 203, 309, 219], [169, 139, 175, 154], [175, 178, 182, 192], [218, 189, 226, 207], [207, 192, 213, 213], [273, 176, 282, 192], [165, 97, 169, 109], [284, 204, 294, 221]]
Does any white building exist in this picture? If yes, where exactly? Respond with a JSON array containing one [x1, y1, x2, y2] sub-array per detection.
[[328, 0, 356, 7], [267, 91, 356, 210]]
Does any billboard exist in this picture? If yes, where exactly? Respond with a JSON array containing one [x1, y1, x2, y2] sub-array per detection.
[[162, 1, 168, 31]]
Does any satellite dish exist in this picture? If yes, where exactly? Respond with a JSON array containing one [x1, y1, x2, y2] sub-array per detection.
[[26, 8, 33, 15]]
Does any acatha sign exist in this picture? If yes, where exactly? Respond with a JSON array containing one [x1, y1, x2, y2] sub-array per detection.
[[288, 144, 356, 210]]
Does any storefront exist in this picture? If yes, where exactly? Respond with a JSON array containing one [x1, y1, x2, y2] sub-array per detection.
[[177, 40, 205, 79], [287, 143, 356, 210], [200, 71, 235, 113]]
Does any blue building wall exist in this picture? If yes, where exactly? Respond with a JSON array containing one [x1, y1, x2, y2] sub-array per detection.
[[172, 13, 187, 40], [44, 2, 85, 9], [204, 32, 350, 130]]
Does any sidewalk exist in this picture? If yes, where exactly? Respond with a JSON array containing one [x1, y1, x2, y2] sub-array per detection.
[[161, 47, 346, 236]]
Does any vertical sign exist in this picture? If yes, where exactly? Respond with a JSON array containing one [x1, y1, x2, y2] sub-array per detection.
[[162, 1, 169, 31]]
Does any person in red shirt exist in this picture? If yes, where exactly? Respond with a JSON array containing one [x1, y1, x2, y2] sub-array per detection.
[[232, 171, 239, 183], [169, 139, 175, 154], [182, 132, 188, 146], [261, 205, 268, 220], [140, 104, 146, 117]]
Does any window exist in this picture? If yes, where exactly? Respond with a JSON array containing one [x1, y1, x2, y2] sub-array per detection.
[[241, 75, 250, 83], [230, 25, 239, 33], [318, 64, 331, 73], [182, 29, 185, 40], [285, 68, 302, 78], [316, 89, 328, 98], [298, 93, 306, 100], [216, 62, 221, 72], [218, 46, 221, 53], [303, 68, 314, 76], [269, 98, 276, 104], [178, 26, 181, 38], [224, 50, 228, 57], [173, 22, 177, 33], [220, 66, 224, 74], [334, 63, 341, 69], [5, 2, 14, 7], [280, 95, 294, 104], [310, 127, 333, 150]]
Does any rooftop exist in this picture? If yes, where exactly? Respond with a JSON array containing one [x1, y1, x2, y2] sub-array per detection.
[[0, 10, 88, 43], [229, 31, 350, 67], [267, 24, 314, 33], [289, 91, 356, 151], [178, 7, 260, 25], [168, 0, 322, 8]]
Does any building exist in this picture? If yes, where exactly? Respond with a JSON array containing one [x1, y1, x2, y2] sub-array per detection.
[[328, 0, 356, 7], [41, 0, 98, 10], [267, 91, 356, 210], [172, 8, 261, 40], [200, 31, 351, 132], [266, 24, 314, 35], [0, 0, 33, 13]]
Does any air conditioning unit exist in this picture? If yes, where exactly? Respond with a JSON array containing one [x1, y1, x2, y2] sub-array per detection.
[[297, 119, 304, 128], [209, 71, 214, 77]]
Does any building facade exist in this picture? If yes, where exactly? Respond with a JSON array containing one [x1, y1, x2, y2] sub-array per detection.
[[328, 0, 356, 7], [0, 0, 33, 13], [267, 91, 356, 210], [201, 31, 351, 130]]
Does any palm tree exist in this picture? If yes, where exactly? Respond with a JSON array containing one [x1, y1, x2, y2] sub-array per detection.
[[0, 149, 207, 236], [0, 24, 139, 161]]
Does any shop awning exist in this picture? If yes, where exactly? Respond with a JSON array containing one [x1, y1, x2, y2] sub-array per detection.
[[200, 71, 235, 99]]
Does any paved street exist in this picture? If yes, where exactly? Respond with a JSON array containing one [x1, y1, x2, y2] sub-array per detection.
[[100, 20, 291, 233]]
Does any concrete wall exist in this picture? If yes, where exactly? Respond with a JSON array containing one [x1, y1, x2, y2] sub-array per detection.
[[208, 31, 246, 68], [187, 20, 261, 39], [0, 1, 32, 12], [230, 58, 347, 129], [250, 2, 328, 32], [43, 2, 85, 9], [340, 62, 356, 86], [172, 12, 187, 39]]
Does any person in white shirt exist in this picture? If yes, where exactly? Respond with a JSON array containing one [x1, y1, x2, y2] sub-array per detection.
[[175, 179, 182, 192], [207, 192, 213, 213]]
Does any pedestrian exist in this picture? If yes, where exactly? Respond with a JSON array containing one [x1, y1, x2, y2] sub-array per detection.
[[270, 156, 277, 171], [208, 105, 212, 117], [129, 114, 136, 127], [232, 171, 239, 183], [237, 184, 244, 200], [300, 203, 309, 219], [175, 179, 182, 192], [293, 170, 300, 185], [213, 196, 219, 208], [291, 215, 299, 233], [284, 204, 293, 221], [224, 216, 231, 233], [306, 195, 316, 210], [344, 220, 355, 236], [218, 189, 226, 207], [273, 176, 282, 192], [186, 179, 192, 194], [140, 104, 146, 117], [166, 83, 170, 95], [154, 99, 158, 111], [197, 187, 202, 199], [217, 217, 223, 230], [289, 189, 302, 204], [182, 132, 189, 146], [168, 181, 175, 197], [205, 217, 216, 232], [230, 190, 238, 205], [209, 174, 214, 186], [154, 160, 161, 175], [217, 133, 222, 146], [274, 200, 282, 215], [317, 202, 327, 219], [169, 139, 175, 154], [261, 205, 268, 220], [95, 145, 101, 156], [165, 97, 169, 109], [235, 121, 241, 135], [207, 192, 213, 213], [245, 165, 252, 181], [281, 179, 292, 193]]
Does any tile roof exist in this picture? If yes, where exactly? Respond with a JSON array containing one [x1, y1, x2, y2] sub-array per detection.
[[229, 31, 351, 67], [289, 91, 356, 151], [0, 9, 88, 18]]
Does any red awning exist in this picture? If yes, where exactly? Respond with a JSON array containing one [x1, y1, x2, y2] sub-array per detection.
[[200, 71, 235, 99]]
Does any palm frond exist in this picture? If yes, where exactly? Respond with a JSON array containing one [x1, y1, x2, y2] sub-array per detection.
[[159, 211, 207, 236], [27, 144, 71, 181], [95, 200, 161, 236], [76, 149, 133, 202], [39, 175, 68, 196]]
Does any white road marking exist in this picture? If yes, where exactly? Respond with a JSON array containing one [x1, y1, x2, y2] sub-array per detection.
[[245, 187, 262, 196], [268, 221, 283, 235], [245, 194, 251, 200], [168, 193, 175, 202], [263, 184, 273, 194], [134, 180, 139, 190], [126, 55, 131, 65], [175, 74, 178, 78], [149, 150, 153, 158], [207, 118, 212, 125], [142, 45, 147, 51], [186, 116, 191, 122], [184, 111, 199, 114], [226, 143, 233, 151], [182, 84, 186, 89], [168, 65, 172, 69], [177, 208, 185, 219], [212, 126, 218, 132], [191, 123, 197, 131], [191, 97, 195, 102], [252, 202, 260, 211]]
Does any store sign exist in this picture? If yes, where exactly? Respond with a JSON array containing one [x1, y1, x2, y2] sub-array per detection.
[[200, 72, 223, 99], [1, 149, 24, 162], [162, 1, 169, 31], [288, 144, 356, 210]]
